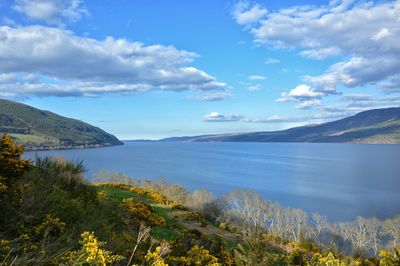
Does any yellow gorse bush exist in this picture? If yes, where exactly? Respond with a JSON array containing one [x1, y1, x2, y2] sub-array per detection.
[[80, 231, 124, 265], [179, 245, 219, 266], [59, 231, 124, 266], [95, 183, 180, 207], [0, 133, 30, 193], [145, 246, 169, 266], [121, 198, 166, 226], [35, 214, 66, 237], [379, 248, 400, 266], [310, 252, 346, 266]]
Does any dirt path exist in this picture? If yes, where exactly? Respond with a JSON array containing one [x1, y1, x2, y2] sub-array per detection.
[[170, 210, 241, 242]]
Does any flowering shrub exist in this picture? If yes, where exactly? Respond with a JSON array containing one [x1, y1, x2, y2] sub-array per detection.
[[310, 252, 346, 266], [0, 133, 31, 193], [60, 231, 124, 266], [145, 246, 169, 266], [178, 245, 219, 265], [95, 183, 180, 207], [35, 214, 66, 238], [121, 198, 166, 226], [379, 248, 400, 266]]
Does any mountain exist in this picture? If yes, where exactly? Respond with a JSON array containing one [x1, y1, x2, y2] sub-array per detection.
[[161, 107, 400, 144], [0, 99, 123, 150]]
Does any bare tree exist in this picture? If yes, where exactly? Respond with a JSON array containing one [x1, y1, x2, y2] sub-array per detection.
[[225, 189, 274, 235], [190, 189, 214, 213], [287, 208, 308, 242], [312, 213, 328, 236], [365, 217, 382, 256], [338, 217, 373, 255], [382, 215, 400, 252], [310, 213, 328, 243]]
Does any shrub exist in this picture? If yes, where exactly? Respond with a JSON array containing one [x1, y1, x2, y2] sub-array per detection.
[[185, 211, 207, 226], [121, 198, 166, 226], [59, 231, 124, 266], [379, 248, 400, 266]]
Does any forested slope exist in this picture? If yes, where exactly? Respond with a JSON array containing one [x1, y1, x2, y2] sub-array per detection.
[[0, 99, 122, 150]]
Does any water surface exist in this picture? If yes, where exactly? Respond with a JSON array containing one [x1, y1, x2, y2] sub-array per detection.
[[25, 142, 400, 221]]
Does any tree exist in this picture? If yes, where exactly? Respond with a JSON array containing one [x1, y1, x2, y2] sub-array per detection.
[[189, 189, 214, 213], [338, 217, 373, 256], [365, 217, 382, 256], [287, 208, 309, 242], [311, 213, 328, 244], [382, 216, 400, 252], [312, 213, 328, 236], [225, 189, 274, 235]]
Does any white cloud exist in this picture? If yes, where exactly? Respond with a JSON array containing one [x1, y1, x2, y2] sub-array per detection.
[[234, 0, 400, 94], [197, 91, 233, 101], [278, 84, 323, 101], [277, 84, 324, 109], [264, 58, 280, 64], [371, 28, 391, 41], [202, 102, 394, 124], [379, 74, 400, 92], [243, 112, 346, 123], [295, 99, 321, 110], [232, 1, 268, 25], [246, 84, 262, 92], [249, 75, 267, 80], [0, 25, 226, 97], [203, 112, 242, 122], [13, 0, 88, 25], [340, 93, 400, 109]]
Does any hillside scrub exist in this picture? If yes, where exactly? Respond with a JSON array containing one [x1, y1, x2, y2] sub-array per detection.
[[94, 169, 400, 264], [1, 134, 400, 265]]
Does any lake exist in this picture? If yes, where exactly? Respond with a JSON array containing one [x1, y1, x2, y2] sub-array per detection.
[[25, 141, 400, 221]]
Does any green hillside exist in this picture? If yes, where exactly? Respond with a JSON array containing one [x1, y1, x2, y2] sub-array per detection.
[[0, 99, 122, 150], [161, 107, 400, 144]]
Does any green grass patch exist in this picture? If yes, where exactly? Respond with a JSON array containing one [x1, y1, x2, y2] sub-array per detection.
[[225, 240, 239, 250], [151, 226, 180, 241], [95, 186, 151, 203], [150, 204, 185, 240]]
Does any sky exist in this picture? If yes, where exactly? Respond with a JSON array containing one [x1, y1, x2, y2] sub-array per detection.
[[0, 0, 399, 139]]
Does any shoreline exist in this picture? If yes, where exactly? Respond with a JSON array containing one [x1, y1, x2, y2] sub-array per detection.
[[23, 142, 124, 152]]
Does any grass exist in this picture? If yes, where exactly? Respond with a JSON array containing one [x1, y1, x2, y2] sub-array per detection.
[[10, 133, 54, 144], [96, 186, 184, 241], [150, 204, 184, 240], [151, 226, 180, 241], [95, 186, 151, 203]]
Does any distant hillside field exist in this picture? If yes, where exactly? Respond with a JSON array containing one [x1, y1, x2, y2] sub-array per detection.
[[0, 99, 122, 150], [161, 107, 400, 144]]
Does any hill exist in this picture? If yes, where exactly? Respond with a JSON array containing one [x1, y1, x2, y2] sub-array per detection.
[[161, 107, 400, 144], [0, 99, 122, 150]]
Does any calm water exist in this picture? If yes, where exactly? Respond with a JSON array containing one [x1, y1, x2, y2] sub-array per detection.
[[25, 142, 400, 221]]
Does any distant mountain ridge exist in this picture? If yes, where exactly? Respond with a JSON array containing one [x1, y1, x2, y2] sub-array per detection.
[[161, 107, 400, 144], [0, 99, 123, 150]]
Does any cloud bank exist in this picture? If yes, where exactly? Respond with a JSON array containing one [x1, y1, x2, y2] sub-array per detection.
[[233, 0, 400, 95], [0, 25, 226, 98], [13, 0, 89, 26], [203, 112, 242, 122]]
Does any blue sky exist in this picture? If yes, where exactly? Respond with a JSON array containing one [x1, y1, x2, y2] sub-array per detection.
[[0, 0, 399, 139]]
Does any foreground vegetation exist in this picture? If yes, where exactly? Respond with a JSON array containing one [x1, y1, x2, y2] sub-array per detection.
[[0, 134, 399, 265]]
